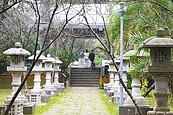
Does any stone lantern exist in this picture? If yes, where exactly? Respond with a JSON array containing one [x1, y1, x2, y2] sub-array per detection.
[[111, 57, 128, 104], [43, 54, 57, 95], [3, 42, 30, 115], [53, 57, 64, 92], [105, 60, 116, 93], [140, 29, 173, 115], [120, 50, 150, 115], [28, 50, 46, 104]]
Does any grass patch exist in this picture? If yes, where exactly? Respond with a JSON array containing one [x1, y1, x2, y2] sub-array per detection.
[[98, 88, 119, 115], [34, 87, 71, 115], [0, 89, 11, 104]]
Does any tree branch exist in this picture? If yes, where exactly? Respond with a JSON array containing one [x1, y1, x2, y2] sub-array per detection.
[[4, 2, 83, 114], [0, 0, 22, 14], [83, 8, 143, 115]]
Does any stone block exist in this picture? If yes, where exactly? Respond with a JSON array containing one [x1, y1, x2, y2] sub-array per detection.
[[52, 91, 59, 96], [57, 88, 64, 92], [23, 103, 35, 114], [41, 95, 50, 103], [106, 91, 114, 97], [119, 106, 135, 115], [112, 96, 120, 104], [119, 106, 153, 115], [0, 105, 5, 115]]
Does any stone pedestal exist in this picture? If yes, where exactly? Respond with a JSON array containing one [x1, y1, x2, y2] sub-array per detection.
[[122, 77, 150, 115], [124, 78, 149, 107], [147, 76, 172, 115], [106, 71, 115, 96], [119, 106, 153, 115], [41, 93, 50, 103], [107, 72, 119, 97], [53, 69, 64, 92], [29, 73, 42, 104], [44, 72, 58, 96], [112, 72, 128, 104], [4, 100, 23, 115]]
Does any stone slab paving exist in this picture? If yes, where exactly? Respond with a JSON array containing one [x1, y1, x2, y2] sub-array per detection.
[[42, 87, 110, 115]]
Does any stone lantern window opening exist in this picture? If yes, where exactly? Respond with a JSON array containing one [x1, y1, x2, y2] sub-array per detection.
[[42, 62, 45, 68], [150, 47, 171, 66], [35, 61, 40, 66], [10, 55, 25, 68], [12, 56, 21, 65], [45, 62, 51, 68]]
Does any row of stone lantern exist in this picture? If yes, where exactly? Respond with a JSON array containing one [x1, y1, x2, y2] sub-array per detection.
[[103, 55, 129, 102], [104, 29, 173, 115], [1, 42, 63, 115], [103, 49, 151, 114], [28, 51, 63, 105]]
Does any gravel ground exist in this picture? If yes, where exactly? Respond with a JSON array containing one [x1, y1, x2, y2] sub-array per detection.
[[42, 87, 110, 115]]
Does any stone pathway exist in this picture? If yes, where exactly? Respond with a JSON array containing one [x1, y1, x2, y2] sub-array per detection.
[[42, 87, 110, 115]]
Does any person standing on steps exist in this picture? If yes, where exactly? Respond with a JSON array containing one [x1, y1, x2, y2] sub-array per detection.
[[84, 49, 89, 67], [79, 51, 84, 67], [89, 50, 95, 70]]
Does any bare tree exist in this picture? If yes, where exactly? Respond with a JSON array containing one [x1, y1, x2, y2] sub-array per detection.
[[4, 0, 84, 114], [81, 4, 143, 115]]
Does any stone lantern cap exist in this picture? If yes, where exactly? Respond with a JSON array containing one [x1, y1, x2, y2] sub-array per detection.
[[3, 42, 30, 56], [28, 50, 46, 60], [43, 54, 55, 63], [28, 50, 46, 72], [140, 29, 173, 48], [123, 49, 149, 59], [54, 57, 63, 64], [123, 50, 136, 60]]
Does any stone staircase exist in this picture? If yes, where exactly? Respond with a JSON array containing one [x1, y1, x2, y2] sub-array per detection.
[[69, 67, 101, 87]]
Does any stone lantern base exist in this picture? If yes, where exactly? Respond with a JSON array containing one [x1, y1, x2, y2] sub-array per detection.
[[41, 92, 50, 103], [147, 111, 173, 115], [111, 89, 128, 104], [124, 96, 149, 107], [106, 85, 114, 97], [119, 106, 153, 115], [4, 100, 23, 115], [43, 86, 59, 96], [106, 85, 119, 97], [53, 83, 65, 92], [29, 92, 41, 104], [103, 83, 108, 92]]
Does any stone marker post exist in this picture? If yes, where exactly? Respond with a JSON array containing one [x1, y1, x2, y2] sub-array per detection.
[[141, 29, 173, 115]]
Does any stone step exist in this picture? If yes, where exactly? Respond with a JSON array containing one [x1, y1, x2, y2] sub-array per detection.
[[70, 75, 100, 78], [71, 79, 99, 83], [71, 71, 101, 74], [70, 77, 99, 80], [69, 67, 101, 87], [70, 83, 99, 87]]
